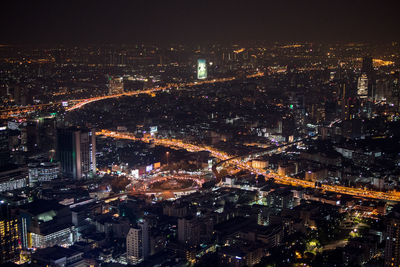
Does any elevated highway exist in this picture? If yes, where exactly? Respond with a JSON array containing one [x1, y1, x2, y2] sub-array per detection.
[[98, 129, 400, 202]]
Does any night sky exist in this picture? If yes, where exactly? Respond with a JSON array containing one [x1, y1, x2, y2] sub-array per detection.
[[1, 0, 400, 44]]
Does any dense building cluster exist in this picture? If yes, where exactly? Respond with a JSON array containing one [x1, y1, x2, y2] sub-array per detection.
[[0, 42, 400, 266]]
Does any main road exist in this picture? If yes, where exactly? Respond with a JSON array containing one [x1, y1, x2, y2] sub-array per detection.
[[0, 72, 264, 118], [97, 129, 400, 202]]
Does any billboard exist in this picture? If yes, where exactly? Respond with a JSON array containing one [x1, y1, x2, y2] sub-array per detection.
[[8, 121, 20, 130], [197, 59, 207, 80], [153, 162, 161, 169], [146, 165, 153, 173], [150, 126, 158, 133], [131, 169, 139, 179]]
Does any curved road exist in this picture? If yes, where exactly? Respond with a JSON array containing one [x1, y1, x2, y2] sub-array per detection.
[[98, 129, 400, 202], [212, 138, 309, 182], [1, 72, 264, 118]]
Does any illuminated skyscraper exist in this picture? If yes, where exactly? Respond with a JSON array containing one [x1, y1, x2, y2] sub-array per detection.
[[392, 72, 400, 110], [57, 128, 96, 179], [357, 73, 369, 98], [360, 56, 376, 100], [197, 59, 207, 80], [0, 202, 20, 264]]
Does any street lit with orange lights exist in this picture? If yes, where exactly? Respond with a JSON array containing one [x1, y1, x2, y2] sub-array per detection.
[[98, 129, 400, 202], [0, 72, 264, 118], [4, 6, 400, 265]]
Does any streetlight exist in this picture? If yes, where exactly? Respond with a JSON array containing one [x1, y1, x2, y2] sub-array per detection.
[[166, 151, 170, 166]]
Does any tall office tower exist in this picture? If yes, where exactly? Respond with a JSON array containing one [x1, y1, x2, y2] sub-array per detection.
[[197, 59, 207, 80], [385, 206, 400, 266], [37, 117, 57, 155], [57, 128, 96, 179], [108, 76, 124, 95], [139, 220, 149, 259], [126, 220, 149, 265], [25, 121, 40, 152], [0, 202, 20, 264], [0, 125, 9, 168], [357, 73, 369, 99], [337, 80, 359, 121], [286, 63, 298, 87], [361, 56, 376, 100], [79, 129, 96, 178], [339, 83, 350, 120], [391, 72, 400, 110]]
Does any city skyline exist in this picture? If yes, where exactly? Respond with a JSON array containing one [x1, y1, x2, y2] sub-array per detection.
[[1, 1, 400, 266]]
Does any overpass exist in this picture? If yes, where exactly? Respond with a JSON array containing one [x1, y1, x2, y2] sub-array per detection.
[[212, 138, 309, 182], [0, 72, 264, 118], [98, 129, 400, 202]]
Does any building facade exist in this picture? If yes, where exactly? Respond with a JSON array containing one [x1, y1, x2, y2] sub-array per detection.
[[0, 203, 20, 264], [57, 128, 96, 179], [0, 167, 28, 192], [126, 220, 149, 265], [28, 161, 60, 185], [385, 207, 400, 266]]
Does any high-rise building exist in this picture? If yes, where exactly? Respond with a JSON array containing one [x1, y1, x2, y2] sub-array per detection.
[[340, 83, 350, 120], [385, 206, 400, 266], [360, 56, 376, 100], [127, 227, 142, 265], [0, 202, 20, 264], [357, 73, 369, 98], [178, 217, 200, 246], [391, 72, 400, 110], [126, 219, 149, 265], [57, 128, 96, 179], [140, 220, 149, 259], [197, 59, 207, 80], [337, 81, 359, 121], [361, 56, 373, 75], [28, 117, 57, 155], [0, 125, 9, 168]]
